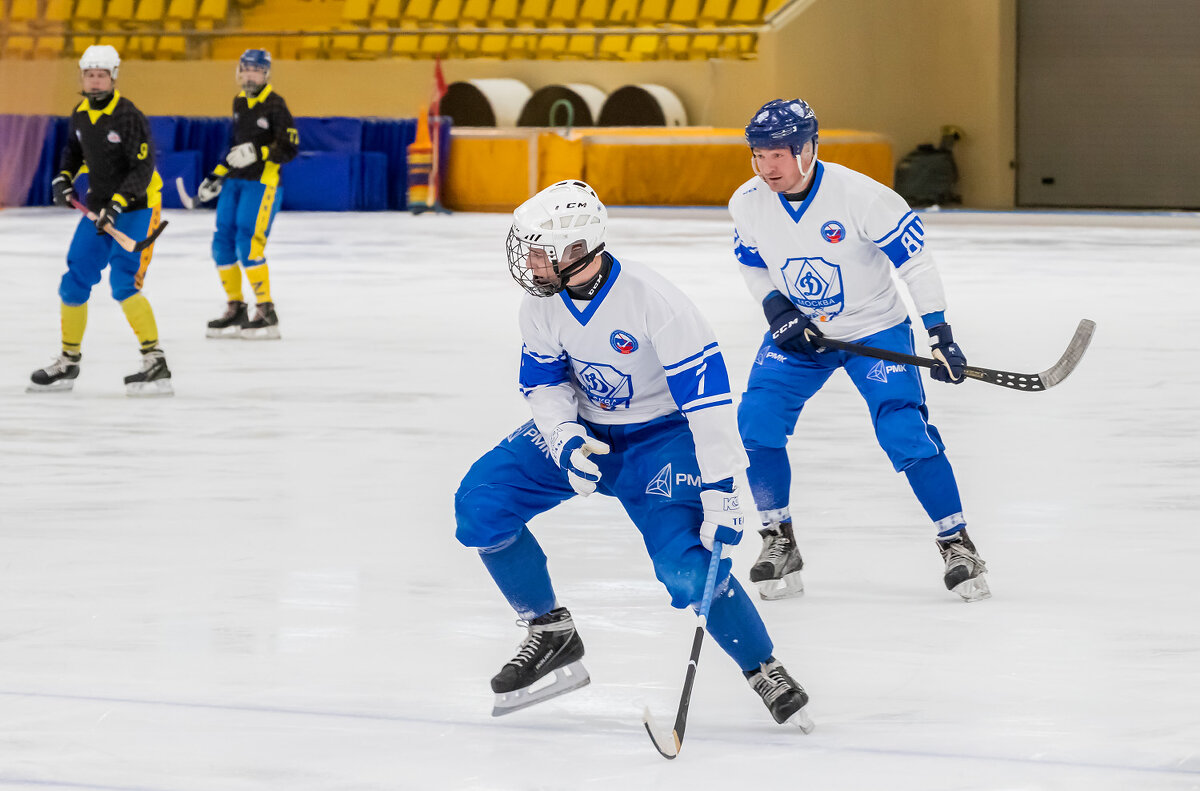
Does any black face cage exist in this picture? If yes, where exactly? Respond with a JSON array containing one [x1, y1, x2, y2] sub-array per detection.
[[507, 228, 564, 297]]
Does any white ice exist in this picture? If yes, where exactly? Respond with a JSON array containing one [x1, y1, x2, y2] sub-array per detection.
[[1, 205, 1198, 791]]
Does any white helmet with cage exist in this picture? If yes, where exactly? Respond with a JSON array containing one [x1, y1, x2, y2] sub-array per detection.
[[78, 44, 121, 80], [507, 180, 608, 297]]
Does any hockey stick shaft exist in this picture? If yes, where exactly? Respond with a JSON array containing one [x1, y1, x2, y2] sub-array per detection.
[[809, 319, 1096, 393], [70, 196, 168, 253], [644, 540, 723, 760], [175, 176, 196, 210]]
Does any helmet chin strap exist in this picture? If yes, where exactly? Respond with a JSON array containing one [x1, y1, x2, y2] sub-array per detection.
[[795, 141, 818, 182], [554, 243, 605, 291]]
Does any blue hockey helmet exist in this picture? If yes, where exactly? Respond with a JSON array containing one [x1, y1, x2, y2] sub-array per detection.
[[744, 99, 818, 154], [239, 48, 272, 73]]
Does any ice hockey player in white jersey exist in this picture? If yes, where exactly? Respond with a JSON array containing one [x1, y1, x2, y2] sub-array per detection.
[[729, 99, 989, 603], [454, 180, 813, 731]]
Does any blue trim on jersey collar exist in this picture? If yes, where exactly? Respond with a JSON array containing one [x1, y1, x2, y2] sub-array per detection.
[[558, 254, 621, 326], [776, 161, 825, 223]]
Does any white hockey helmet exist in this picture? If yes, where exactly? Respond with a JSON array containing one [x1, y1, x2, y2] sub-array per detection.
[[79, 44, 121, 80], [506, 180, 608, 297]]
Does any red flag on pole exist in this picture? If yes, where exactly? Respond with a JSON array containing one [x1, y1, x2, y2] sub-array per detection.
[[431, 58, 448, 117]]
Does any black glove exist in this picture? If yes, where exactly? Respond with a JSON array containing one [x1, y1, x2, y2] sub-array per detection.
[[51, 172, 76, 208], [928, 322, 967, 384], [94, 197, 123, 234], [763, 291, 824, 355]]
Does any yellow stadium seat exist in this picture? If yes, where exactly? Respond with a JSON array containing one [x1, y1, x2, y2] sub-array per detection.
[[547, 0, 576, 23], [431, 0, 462, 22], [460, 0, 487, 23], [667, 0, 697, 23], [359, 31, 390, 55], [697, 0, 729, 24], [372, 0, 401, 22], [516, 0, 547, 26], [577, 0, 605, 21], [342, 0, 371, 24], [597, 33, 628, 57], [401, 0, 433, 22], [71, 34, 97, 53], [194, 0, 227, 28], [761, 0, 783, 16], [329, 30, 361, 57], [43, 0, 74, 24], [637, 0, 666, 23], [728, 0, 759, 21], [104, 0, 135, 27], [135, 0, 165, 24], [489, 0, 517, 23], [297, 34, 325, 58], [418, 31, 450, 56], [6, 34, 35, 57], [72, 0, 102, 23], [34, 34, 66, 56], [97, 33, 128, 50], [606, 0, 634, 22], [626, 32, 658, 58], [9, 0, 37, 21], [479, 30, 507, 56], [537, 32, 568, 56], [456, 32, 481, 54], [506, 32, 532, 56], [688, 31, 717, 57], [663, 31, 689, 57], [391, 32, 420, 56], [565, 33, 595, 57], [164, 0, 196, 21], [156, 28, 186, 57]]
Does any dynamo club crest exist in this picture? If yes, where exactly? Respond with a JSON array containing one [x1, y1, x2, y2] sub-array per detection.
[[780, 256, 845, 319], [573, 359, 633, 410]]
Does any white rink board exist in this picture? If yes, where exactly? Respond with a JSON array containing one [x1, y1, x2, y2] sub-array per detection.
[[0, 206, 1198, 791]]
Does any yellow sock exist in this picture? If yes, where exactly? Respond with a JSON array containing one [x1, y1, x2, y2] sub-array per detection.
[[218, 265, 244, 302], [61, 302, 87, 355], [120, 293, 160, 351], [244, 263, 272, 303]]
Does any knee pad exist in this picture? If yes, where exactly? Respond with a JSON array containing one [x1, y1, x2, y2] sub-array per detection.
[[653, 540, 730, 609], [58, 271, 94, 305], [454, 482, 524, 550]]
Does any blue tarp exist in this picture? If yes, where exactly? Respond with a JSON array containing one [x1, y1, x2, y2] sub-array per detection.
[[22, 115, 439, 212]]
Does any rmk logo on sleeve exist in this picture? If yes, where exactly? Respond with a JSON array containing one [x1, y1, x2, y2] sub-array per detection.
[[780, 257, 844, 320], [572, 359, 633, 410]]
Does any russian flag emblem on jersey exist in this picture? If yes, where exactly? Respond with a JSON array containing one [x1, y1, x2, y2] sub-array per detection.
[[821, 220, 845, 243], [610, 330, 638, 354]]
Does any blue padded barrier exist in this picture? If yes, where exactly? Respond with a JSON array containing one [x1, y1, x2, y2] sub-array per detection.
[[281, 152, 359, 211], [148, 116, 179, 153], [158, 151, 202, 209], [295, 117, 363, 153], [359, 151, 389, 211]]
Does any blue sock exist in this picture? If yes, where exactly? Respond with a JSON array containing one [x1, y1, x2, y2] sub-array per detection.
[[746, 445, 791, 514], [705, 576, 774, 672], [478, 528, 557, 620], [904, 453, 966, 536]]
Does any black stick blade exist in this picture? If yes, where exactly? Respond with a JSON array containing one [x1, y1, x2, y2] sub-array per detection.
[[132, 220, 169, 253]]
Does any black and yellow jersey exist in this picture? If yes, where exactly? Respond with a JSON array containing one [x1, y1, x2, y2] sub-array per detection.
[[214, 85, 299, 187], [59, 91, 162, 212]]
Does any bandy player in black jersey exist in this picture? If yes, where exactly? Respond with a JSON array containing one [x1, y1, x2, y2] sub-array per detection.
[[198, 48, 299, 341], [29, 44, 172, 396]]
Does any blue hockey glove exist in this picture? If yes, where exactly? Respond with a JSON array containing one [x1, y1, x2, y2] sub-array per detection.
[[94, 197, 123, 234], [548, 422, 611, 497], [928, 322, 967, 384], [763, 291, 824, 355], [51, 172, 76, 208], [699, 479, 744, 557]]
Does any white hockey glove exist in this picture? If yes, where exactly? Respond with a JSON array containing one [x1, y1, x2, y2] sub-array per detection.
[[699, 480, 744, 558], [226, 142, 258, 169], [548, 422, 610, 497], [197, 175, 223, 203]]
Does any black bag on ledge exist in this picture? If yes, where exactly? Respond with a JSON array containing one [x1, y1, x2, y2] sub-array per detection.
[[894, 126, 963, 208]]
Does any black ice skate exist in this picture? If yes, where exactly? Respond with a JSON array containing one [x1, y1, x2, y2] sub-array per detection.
[[27, 352, 82, 393], [937, 528, 990, 602], [241, 301, 280, 340], [490, 606, 590, 716], [746, 659, 814, 733], [206, 300, 248, 339], [749, 520, 805, 600], [124, 348, 173, 397]]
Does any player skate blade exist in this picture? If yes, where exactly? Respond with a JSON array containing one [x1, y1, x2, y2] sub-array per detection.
[[26, 381, 75, 394], [240, 326, 281, 341], [785, 706, 816, 734], [126, 379, 174, 397], [952, 575, 991, 602], [206, 326, 244, 339], [757, 570, 804, 601], [490, 660, 590, 717]]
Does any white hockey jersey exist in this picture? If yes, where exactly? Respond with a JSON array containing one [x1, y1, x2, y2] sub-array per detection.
[[518, 256, 748, 484], [728, 160, 949, 341]]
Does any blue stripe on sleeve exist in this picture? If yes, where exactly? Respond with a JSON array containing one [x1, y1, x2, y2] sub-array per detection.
[[665, 348, 732, 412], [518, 345, 571, 393], [734, 230, 768, 269], [875, 212, 926, 268]]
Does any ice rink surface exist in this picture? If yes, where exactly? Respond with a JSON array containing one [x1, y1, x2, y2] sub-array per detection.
[[1, 205, 1198, 790]]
